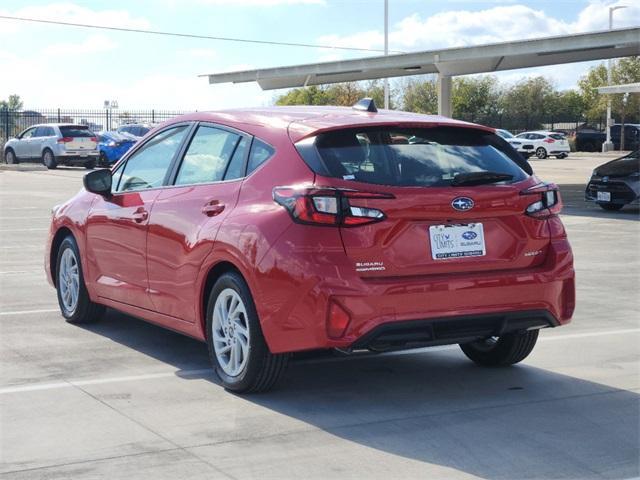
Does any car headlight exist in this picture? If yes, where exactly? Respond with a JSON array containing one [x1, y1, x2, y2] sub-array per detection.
[[107, 141, 116, 147]]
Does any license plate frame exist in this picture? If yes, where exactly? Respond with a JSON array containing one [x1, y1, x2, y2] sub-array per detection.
[[429, 223, 486, 260]]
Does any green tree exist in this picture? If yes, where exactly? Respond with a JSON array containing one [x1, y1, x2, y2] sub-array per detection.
[[275, 85, 331, 106], [399, 77, 437, 114], [274, 80, 394, 109], [0, 94, 23, 112], [501, 77, 557, 130], [578, 56, 640, 124], [452, 76, 501, 125]]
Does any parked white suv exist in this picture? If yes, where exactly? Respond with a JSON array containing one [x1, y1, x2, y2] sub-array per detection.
[[514, 131, 570, 159], [4, 124, 99, 169]]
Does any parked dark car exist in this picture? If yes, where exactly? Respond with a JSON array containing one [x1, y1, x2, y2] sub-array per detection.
[[96, 131, 136, 166], [585, 150, 639, 211], [576, 124, 640, 152]]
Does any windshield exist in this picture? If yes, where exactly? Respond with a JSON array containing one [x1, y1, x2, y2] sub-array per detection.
[[497, 129, 514, 139], [306, 127, 529, 188]]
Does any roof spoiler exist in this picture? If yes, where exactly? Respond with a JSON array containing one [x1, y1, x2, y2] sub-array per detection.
[[352, 98, 378, 113]]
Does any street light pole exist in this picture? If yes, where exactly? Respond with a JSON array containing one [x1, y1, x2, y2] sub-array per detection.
[[383, 0, 389, 109], [603, 5, 627, 152]]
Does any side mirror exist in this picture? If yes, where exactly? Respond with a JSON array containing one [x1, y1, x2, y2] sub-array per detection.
[[83, 169, 112, 197]]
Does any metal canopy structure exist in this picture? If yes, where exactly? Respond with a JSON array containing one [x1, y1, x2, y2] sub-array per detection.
[[201, 27, 640, 116], [597, 82, 640, 94]]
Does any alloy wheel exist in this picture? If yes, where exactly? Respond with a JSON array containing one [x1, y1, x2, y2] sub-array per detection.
[[59, 248, 80, 314], [211, 288, 251, 377]]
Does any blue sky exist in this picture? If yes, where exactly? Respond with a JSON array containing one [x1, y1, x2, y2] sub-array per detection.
[[0, 0, 638, 110]]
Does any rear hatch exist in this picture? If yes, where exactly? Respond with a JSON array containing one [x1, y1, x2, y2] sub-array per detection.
[[301, 125, 551, 278], [59, 125, 97, 152], [549, 133, 568, 149]]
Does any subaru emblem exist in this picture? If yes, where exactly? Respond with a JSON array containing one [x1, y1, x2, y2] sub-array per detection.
[[451, 197, 474, 211], [462, 231, 477, 240], [602, 176, 609, 183]]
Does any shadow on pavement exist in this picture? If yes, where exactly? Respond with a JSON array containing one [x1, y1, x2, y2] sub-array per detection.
[[83, 310, 639, 479]]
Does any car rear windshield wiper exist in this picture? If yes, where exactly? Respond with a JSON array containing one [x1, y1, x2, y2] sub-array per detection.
[[451, 171, 514, 186]]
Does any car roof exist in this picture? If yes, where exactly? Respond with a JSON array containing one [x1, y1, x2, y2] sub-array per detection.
[[519, 130, 557, 135], [155, 106, 495, 143], [27, 123, 89, 128]]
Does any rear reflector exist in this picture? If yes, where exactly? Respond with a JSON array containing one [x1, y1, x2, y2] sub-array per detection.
[[327, 301, 351, 338]]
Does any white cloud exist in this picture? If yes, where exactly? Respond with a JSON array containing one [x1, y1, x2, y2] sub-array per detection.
[[164, 0, 324, 6], [314, 2, 640, 90], [317, 2, 640, 52]]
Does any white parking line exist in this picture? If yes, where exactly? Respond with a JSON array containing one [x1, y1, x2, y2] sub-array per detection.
[[0, 308, 59, 316], [0, 228, 48, 232], [0, 328, 637, 395]]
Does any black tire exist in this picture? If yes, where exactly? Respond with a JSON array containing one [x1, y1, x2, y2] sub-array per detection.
[[460, 330, 539, 366], [556, 154, 567, 159], [98, 152, 109, 167], [55, 235, 105, 324], [85, 159, 96, 170], [5, 149, 18, 164], [206, 271, 289, 393], [599, 203, 624, 211], [42, 149, 57, 169], [535, 147, 547, 159]]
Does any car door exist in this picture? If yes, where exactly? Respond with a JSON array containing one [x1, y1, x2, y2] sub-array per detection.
[[32, 126, 54, 158], [13, 127, 36, 158], [85, 124, 192, 309], [146, 123, 250, 322]]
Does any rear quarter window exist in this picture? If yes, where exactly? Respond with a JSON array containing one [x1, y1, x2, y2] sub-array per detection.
[[304, 126, 530, 187]]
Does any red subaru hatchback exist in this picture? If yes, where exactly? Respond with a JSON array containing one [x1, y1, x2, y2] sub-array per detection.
[[46, 100, 575, 392]]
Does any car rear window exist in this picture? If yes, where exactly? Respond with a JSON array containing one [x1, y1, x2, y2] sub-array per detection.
[[300, 127, 530, 187], [60, 126, 94, 138], [549, 134, 565, 140]]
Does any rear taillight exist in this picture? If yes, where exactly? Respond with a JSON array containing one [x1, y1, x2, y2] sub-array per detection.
[[57, 137, 73, 144], [90, 137, 97, 142], [543, 138, 555, 143], [273, 186, 393, 227], [521, 182, 562, 219]]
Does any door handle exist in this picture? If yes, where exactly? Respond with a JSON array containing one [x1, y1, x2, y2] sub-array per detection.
[[202, 201, 225, 217], [132, 207, 148, 223]]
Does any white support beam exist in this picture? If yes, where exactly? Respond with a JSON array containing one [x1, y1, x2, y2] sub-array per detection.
[[437, 74, 452, 117], [201, 28, 640, 91]]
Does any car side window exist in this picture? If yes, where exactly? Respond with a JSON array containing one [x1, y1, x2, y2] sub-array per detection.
[[224, 136, 249, 180], [247, 139, 275, 175], [115, 126, 189, 193], [175, 126, 244, 186], [20, 127, 36, 139]]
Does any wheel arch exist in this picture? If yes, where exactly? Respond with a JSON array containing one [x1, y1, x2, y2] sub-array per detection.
[[50, 226, 75, 287], [199, 260, 246, 339]]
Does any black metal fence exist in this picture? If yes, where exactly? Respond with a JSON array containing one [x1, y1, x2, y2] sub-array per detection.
[[1, 108, 188, 159]]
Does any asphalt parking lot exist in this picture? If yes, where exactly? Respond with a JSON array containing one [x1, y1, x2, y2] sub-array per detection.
[[1, 154, 638, 479]]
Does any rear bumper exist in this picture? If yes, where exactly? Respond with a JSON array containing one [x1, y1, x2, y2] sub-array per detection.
[[351, 309, 558, 351], [257, 233, 575, 354], [585, 179, 640, 205]]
